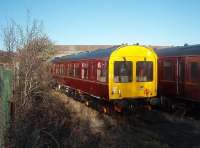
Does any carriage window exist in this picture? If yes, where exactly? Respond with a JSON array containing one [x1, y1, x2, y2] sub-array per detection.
[[65, 64, 68, 76], [66, 64, 69, 76], [179, 62, 185, 81], [61, 64, 64, 75], [69, 64, 74, 77], [97, 62, 107, 82], [67, 64, 71, 76], [90, 63, 97, 80], [190, 62, 198, 82], [82, 63, 89, 79], [60, 64, 62, 75], [58, 64, 60, 75], [63, 64, 65, 75], [163, 61, 173, 81], [59, 64, 62, 75], [136, 61, 153, 82], [74, 63, 80, 78], [56, 65, 59, 75], [114, 61, 132, 83], [53, 64, 56, 74]]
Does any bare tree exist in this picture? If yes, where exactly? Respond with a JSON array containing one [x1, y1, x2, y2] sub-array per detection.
[[0, 20, 18, 63], [1, 16, 54, 116], [2, 20, 18, 53]]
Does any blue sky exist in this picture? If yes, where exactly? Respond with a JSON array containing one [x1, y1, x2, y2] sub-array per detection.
[[0, 0, 200, 49]]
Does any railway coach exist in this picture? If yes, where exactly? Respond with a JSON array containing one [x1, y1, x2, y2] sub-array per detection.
[[51, 45, 157, 110], [155, 44, 200, 109]]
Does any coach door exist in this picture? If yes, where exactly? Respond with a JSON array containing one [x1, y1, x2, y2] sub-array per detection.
[[177, 58, 185, 97], [185, 57, 200, 101], [161, 58, 177, 96]]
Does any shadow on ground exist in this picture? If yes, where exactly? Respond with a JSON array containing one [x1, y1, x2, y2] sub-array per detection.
[[54, 91, 200, 148]]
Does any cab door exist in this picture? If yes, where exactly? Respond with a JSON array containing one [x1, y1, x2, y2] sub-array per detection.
[[110, 60, 133, 99]]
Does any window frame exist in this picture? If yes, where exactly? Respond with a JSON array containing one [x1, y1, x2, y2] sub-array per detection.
[[114, 61, 133, 83], [97, 61, 108, 83], [74, 63, 81, 78], [162, 60, 175, 81], [68, 63, 74, 77], [90, 62, 97, 80], [136, 61, 153, 82], [81, 62, 89, 79], [189, 62, 199, 82]]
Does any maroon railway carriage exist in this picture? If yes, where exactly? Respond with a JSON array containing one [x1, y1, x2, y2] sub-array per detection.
[[51, 46, 119, 101], [51, 45, 158, 112], [155, 44, 200, 103]]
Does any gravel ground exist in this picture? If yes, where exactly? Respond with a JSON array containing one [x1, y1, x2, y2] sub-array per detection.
[[52, 91, 200, 148]]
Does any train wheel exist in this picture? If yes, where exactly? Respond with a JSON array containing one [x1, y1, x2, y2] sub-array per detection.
[[103, 107, 107, 113], [102, 106, 110, 114], [64, 88, 69, 96], [160, 96, 173, 112], [144, 105, 152, 111], [85, 101, 89, 106], [74, 91, 80, 100], [79, 95, 85, 103], [114, 105, 123, 113]]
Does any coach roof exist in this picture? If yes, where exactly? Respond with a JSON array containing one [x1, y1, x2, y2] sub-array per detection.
[[155, 44, 200, 57], [52, 46, 120, 62]]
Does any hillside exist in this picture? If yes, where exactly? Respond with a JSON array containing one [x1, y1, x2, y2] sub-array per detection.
[[53, 45, 169, 57]]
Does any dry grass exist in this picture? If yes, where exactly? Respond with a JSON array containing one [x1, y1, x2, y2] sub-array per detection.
[[52, 91, 200, 148], [5, 90, 200, 148], [5, 94, 71, 148], [52, 92, 168, 148]]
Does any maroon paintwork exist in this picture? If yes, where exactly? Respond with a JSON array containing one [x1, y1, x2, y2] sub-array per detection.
[[158, 56, 200, 102], [52, 58, 109, 100]]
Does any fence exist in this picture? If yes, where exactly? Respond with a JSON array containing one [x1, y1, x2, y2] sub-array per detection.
[[0, 66, 12, 147]]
